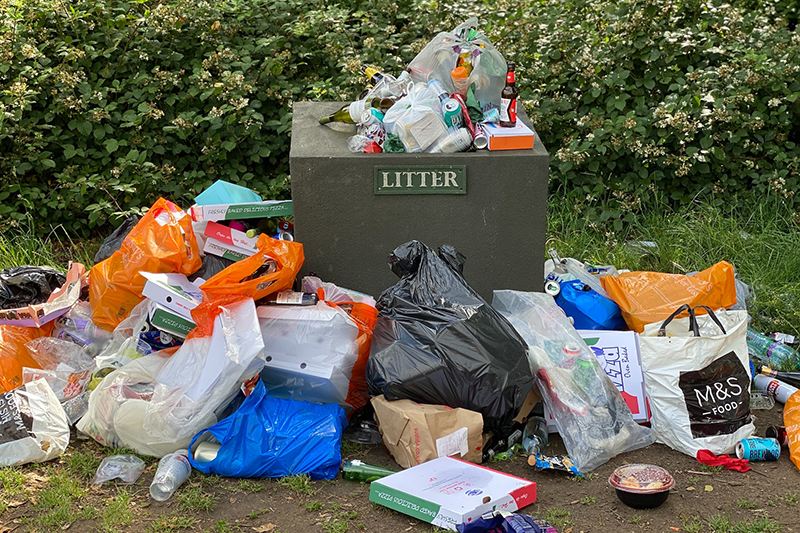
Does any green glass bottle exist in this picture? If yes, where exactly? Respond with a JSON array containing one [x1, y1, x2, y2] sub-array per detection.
[[341, 460, 397, 482], [318, 98, 396, 125]]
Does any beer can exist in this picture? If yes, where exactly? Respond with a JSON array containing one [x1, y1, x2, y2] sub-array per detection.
[[473, 123, 488, 150], [193, 442, 221, 464], [736, 437, 781, 461], [360, 108, 383, 127], [442, 99, 464, 129], [766, 426, 788, 446]]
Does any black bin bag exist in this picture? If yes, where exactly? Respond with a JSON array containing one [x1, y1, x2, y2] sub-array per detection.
[[366, 241, 534, 436]]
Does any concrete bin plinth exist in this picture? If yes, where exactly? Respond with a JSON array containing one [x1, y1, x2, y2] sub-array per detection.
[[289, 101, 549, 301]]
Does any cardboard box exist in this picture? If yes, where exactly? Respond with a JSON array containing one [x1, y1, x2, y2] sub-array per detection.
[[148, 302, 196, 338], [203, 221, 258, 254], [483, 122, 535, 151], [371, 395, 484, 468], [370, 456, 536, 531], [203, 238, 250, 261], [0, 263, 84, 327], [578, 330, 649, 423], [189, 200, 293, 223], [141, 272, 203, 320]]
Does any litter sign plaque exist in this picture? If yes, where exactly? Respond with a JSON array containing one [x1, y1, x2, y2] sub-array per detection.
[[374, 165, 467, 195]]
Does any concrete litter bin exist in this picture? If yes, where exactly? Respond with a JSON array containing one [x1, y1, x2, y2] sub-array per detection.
[[289, 101, 549, 301]]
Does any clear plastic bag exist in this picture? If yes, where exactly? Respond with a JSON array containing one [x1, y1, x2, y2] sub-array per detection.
[[93, 299, 154, 372], [52, 301, 113, 357], [62, 390, 91, 425], [23, 337, 94, 401], [407, 17, 507, 112], [382, 83, 447, 153], [492, 290, 654, 472], [93, 454, 146, 484]]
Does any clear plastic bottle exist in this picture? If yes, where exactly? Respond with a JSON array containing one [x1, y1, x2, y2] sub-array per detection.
[[150, 450, 192, 501], [747, 327, 800, 372], [522, 416, 549, 456]]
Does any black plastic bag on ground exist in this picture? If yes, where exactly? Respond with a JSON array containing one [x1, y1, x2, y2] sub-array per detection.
[[93, 216, 139, 264], [366, 241, 533, 436], [0, 266, 66, 309]]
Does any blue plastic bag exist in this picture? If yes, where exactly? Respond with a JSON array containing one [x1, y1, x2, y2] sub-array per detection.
[[457, 511, 557, 533], [188, 381, 346, 479], [555, 279, 627, 330]]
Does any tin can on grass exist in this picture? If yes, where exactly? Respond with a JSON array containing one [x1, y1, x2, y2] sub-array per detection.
[[735, 437, 781, 461]]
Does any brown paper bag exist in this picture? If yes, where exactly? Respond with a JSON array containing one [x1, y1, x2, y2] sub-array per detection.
[[371, 395, 484, 468]]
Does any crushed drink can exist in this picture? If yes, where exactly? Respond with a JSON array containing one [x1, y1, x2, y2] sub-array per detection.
[[736, 437, 780, 461], [360, 108, 383, 127], [442, 98, 464, 129], [766, 426, 788, 446]]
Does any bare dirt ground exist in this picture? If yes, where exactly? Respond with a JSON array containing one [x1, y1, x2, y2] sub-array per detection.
[[2, 404, 799, 533]]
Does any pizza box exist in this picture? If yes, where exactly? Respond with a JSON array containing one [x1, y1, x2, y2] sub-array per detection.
[[369, 456, 536, 531], [141, 272, 203, 320]]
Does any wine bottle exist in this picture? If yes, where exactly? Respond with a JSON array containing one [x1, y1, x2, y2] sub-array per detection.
[[318, 98, 396, 125], [759, 366, 800, 389]]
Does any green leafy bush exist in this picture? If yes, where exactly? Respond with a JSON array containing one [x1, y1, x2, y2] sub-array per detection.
[[0, 0, 440, 235], [494, 0, 800, 228]]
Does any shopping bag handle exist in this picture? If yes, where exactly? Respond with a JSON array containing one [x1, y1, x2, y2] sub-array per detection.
[[688, 305, 727, 336], [657, 304, 692, 336]]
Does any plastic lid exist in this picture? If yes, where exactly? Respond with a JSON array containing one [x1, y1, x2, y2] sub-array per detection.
[[451, 67, 469, 79], [609, 464, 674, 494]]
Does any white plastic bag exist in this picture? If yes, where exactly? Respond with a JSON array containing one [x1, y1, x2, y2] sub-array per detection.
[[407, 17, 507, 111], [639, 305, 754, 457], [382, 83, 447, 153], [23, 337, 94, 401], [78, 298, 265, 457], [94, 299, 153, 371], [492, 290, 654, 472], [0, 378, 70, 466]]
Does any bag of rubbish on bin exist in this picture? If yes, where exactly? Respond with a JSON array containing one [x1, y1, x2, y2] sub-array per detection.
[[188, 380, 346, 479], [367, 241, 534, 437], [200, 234, 304, 302], [0, 324, 51, 393], [492, 290, 654, 472], [0, 378, 70, 467], [382, 83, 448, 153], [89, 198, 202, 331], [601, 261, 737, 332], [0, 266, 66, 310], [79, 296, 265, 457], [407, 17, 507, 112], [258, 277, 378, 414], [22, 337, 94, 401], [639, 305, 754, 457], [93, 216, 140, 264]]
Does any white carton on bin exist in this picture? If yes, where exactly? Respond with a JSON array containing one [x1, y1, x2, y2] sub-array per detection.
[[369, 456, 536, 531]]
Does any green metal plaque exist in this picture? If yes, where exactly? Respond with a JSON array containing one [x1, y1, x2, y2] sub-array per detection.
[[374, 165, 466, 195]]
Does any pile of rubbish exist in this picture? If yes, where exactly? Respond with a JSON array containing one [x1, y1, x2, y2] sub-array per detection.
[[319, 18, 535, 154], [2, 179, 800, 529], [2, 21, 800, 533]]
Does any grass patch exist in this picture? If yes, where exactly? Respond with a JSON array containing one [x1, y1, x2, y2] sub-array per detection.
[[177, 484, 217, 513], [683, 515, 703, 533], [579, 496, 595, 505], [539, 508, 573, 530], [236, 479, 265, 493], [699, 464, 724, 473], [700, 515, 782, 533], [147, 513, 197, 532], [277, 474, 316, 496], [323, 511, 359, 533], [738, 499, 757, 509], [340, 440, 370, 459], [63, 449, 102, 481], [213, 520, 238, 532], [305, 501, 323, 512], [0, 226, 97, 271], [0, 467, 28, 517], [785, 493, 797, 506], [26, 467, 99, 531], [97, 487, 134, 533]]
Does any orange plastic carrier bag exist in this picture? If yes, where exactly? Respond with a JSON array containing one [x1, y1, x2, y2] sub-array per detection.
[[0, 323, 53, 393], [786, 391, 800, 472], [601, 261, 737, 332], [200, 234, 304, 301], [89, 198, 202, 331]]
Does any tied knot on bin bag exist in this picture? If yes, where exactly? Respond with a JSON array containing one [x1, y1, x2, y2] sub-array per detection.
[[366, 240, 534, 437]]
